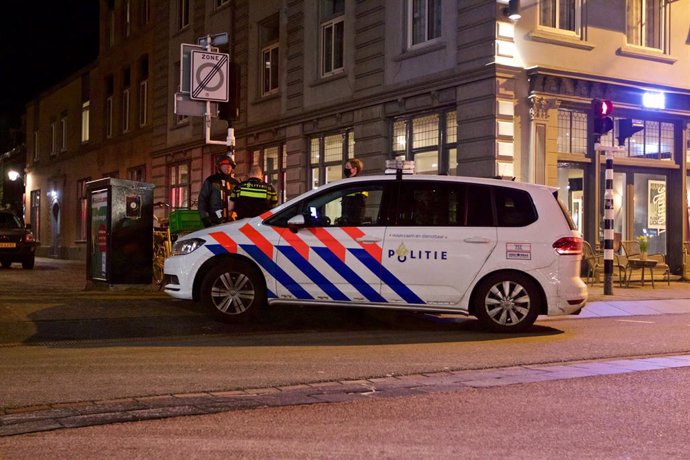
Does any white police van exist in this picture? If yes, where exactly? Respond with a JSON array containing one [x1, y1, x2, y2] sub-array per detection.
[[163, 167, 587, 332]]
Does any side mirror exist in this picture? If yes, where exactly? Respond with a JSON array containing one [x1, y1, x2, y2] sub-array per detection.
[[287, 215, 305, 233]]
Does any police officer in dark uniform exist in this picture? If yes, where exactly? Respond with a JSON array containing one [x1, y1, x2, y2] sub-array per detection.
[[228, 165, 278, 219], [198, 156, 240, 227], [340, 158, 366, 225]]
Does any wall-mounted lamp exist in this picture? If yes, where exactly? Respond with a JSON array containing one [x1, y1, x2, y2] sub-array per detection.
[[503, 0, 521, 21], [7, 170, 21, 182]]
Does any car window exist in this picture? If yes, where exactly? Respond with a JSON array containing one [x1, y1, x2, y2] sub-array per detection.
[[395, 182, 493, 227], [266, 183, 386, 228], [494, 186, 537, 227], [302, 184, 385, 227], [0, 213, 22, 229]]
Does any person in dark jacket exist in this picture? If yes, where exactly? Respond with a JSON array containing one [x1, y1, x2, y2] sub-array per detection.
[[339, 158, 366, 225], [228, 165, 278, 219], [198, 156, 240, 227]]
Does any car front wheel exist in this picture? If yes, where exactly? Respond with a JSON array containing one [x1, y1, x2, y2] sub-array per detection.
[[200, 259, 266, 323], [473, 272, 541, 333]]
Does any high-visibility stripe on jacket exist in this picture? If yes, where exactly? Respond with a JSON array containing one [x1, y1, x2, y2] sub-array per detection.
[[229, 178, 278, 219]]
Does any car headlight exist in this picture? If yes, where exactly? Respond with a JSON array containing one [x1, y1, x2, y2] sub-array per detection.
[[172, 238, 206, 255]]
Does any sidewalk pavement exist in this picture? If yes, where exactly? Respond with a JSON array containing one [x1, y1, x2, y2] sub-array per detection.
[[576, 279, 690, 319], [23, 258, 690, 320]]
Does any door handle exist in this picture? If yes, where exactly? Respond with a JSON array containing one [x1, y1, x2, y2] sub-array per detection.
[[356, 237, 382, 243], [464, 237, 491, 244]]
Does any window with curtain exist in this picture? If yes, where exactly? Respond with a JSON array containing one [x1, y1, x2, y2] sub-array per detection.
[[81, 101, 90, 143], [409, 0, 441, 47], [320, 0, 344, 76], [260, 15, 280, 96], [539, 0, 578, 32], [626, 0, 665, 50]]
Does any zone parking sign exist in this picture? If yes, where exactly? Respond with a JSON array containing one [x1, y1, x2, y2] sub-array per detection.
[[190, 50, 229, 102]]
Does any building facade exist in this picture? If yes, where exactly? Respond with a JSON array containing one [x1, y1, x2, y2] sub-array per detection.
[[24, 0, 690, 275]]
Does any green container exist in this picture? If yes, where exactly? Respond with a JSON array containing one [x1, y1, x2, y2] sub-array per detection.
[[168, 209, 203, 234]]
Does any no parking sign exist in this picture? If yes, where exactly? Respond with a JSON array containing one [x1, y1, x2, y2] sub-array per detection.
[[190, 50, 229, 102]]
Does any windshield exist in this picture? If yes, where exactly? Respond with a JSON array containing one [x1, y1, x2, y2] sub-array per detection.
[[0, 213, 22, 230]]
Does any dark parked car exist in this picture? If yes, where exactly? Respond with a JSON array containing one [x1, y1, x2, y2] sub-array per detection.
[[0, 210, 38, 269]]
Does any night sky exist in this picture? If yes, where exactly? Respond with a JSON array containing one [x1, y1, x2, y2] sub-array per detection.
[[0, 1, 99, 150]]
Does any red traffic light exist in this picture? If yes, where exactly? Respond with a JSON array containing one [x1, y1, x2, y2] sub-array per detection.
[[592, 99, 614, 116], [592, 99, 614, 136]]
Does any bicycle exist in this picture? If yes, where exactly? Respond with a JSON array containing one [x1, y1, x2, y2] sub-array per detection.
[[152, 202, 172, 289], [152, 201, 204, 289]]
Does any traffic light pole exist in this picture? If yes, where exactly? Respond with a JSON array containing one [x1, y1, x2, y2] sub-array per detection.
[[594, 143, 625, 295], [200, 34, 235, 159]]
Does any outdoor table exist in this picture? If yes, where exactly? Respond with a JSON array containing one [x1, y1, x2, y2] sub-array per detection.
[[625, 258, 658, 288]]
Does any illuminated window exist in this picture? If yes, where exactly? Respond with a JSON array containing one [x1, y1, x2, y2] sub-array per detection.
[[598, 117, 674, 161], [50, 122, 57, 156], [81, 101, 90, 143], [557, 109, 587, 154], [392, 110, 457, 175], [170, 162, 191, 209], [77, 178, 90, 241], [256, 144, 287, 203], [60, 116, 67, 152], [310, 130, 354, 189]]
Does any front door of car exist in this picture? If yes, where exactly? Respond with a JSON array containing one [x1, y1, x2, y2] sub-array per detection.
[[381, 181, 497, 306], [273, 181, 390, 304]]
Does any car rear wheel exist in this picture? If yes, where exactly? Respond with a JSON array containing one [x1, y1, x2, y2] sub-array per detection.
[[22, 256, 35, 269], [473, 272, 541, 333], [200, 259, 266, 323]]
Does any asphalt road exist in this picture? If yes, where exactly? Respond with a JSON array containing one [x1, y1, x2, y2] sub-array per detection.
[[2, 258, 690, 457], [2, 366, 690, 458]]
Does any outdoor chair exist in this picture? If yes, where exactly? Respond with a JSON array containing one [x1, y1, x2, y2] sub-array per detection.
[[582, 240, 603, 284], [620, 240, 670, 285]]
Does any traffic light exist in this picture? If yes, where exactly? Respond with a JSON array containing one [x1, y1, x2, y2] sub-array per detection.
[[592, 99, 614, 136], [218, 62, 240, 122], [616, 119, 644, 146]]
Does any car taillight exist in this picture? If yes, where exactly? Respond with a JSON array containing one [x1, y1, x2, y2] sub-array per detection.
[[23, 233, 35, 243], [553, 237, 582, 255]]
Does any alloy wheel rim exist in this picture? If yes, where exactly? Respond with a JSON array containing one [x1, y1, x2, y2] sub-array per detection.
[[484, 280, 530, 326], [211, 272, 255, 315]]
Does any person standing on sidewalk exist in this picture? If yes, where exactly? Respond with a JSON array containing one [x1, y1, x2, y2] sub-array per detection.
[[228, 165, 278, 219], [198, 156, 240, 228]]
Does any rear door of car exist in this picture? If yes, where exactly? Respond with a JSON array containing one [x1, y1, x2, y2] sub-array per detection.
[[380, 180, 497, 306]]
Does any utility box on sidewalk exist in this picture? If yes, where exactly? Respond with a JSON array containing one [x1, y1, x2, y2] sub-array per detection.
[[86, 178, 155, 285]]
